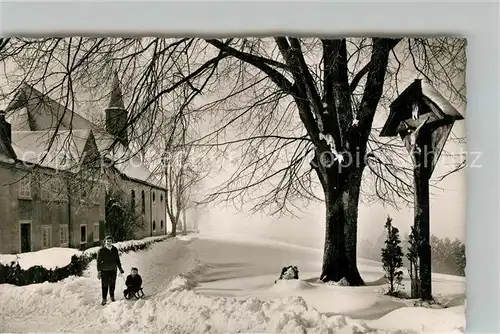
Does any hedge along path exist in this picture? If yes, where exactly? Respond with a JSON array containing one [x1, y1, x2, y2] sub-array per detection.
[[0, 235, 171, 286]]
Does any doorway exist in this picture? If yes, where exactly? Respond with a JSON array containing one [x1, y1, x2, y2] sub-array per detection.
[[20, 222, 31, 253]]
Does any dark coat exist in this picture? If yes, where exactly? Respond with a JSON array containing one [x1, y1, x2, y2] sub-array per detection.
[[97, 246, 123, 272], [125, 274, 143, 291]]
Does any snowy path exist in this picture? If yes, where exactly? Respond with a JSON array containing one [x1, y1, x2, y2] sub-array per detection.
[[0, 237, 201, 333]]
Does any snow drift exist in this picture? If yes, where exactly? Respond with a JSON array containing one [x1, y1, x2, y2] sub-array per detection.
[[0, 233, 466, 334]]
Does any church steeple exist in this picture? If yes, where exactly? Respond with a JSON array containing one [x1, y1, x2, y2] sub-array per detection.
[[105, 71, 129, 147], [108, 71, 126, 110]]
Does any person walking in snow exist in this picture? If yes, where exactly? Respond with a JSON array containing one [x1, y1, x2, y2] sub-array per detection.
[[97, 235, 124, 305]]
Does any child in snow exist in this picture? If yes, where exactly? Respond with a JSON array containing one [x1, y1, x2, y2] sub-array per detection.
[[124, 267, 143, 298]]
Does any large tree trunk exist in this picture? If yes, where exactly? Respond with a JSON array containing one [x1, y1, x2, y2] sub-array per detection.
[[208, 36, 400, 288], [170, 217, 178, 237], [320, 167, 365, 286], [344, 168, 364, 285]]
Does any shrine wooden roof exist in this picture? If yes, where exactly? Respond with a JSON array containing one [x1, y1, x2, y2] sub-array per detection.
[[380, 79, 464, 137]]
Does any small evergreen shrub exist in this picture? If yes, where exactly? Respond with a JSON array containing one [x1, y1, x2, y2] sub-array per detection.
[[381, 215, 404, 296]]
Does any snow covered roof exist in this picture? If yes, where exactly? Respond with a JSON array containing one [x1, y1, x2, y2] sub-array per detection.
[[380, 79, 464, 137], [94, 132, 164, 188], [420, 80, 464, 120], [11, 129, 91, 171], [5, 84, 100, 133], [3, 84, 165, 189]]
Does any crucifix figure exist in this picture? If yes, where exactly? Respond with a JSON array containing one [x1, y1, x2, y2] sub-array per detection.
[[411, 102, 419, 120], [402, 115, 429, 166]]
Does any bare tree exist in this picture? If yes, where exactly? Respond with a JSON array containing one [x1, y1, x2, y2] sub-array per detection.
[[0, 37, 466, 285], [192, 37, 465, 285], [164, 144, 208, 237], [181, 162, 205, 234]]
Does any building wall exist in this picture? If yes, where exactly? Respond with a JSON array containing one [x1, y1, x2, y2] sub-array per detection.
[[118, 178, 167, 239], [2, 86, 167, 254], [150, 187, 167, 237], [0, 163, 20, 254], [0, 161, 164, 254], [69, 183, 106, 250], [0, 163, 106, 254]]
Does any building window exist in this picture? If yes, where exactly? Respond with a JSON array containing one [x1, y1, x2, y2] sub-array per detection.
[[131, 190, 136, 208], [160, 220, 164, 230], [93, 223, 100, 242], [92, 184, 101, 205], [80, 224, 87, 244], [41, 175, 50, 201], [60, 224, 69, 246], [153, 220, 156, 232], [18, 175, 32, 199], [41, 225, 52, 249], [160, 193, 163, 202], [152, 191, 156, 203], [141, 190, 145, 214], [51, 178, 63, 201]]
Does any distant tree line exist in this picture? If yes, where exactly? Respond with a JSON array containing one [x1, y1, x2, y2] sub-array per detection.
[[360, 227, 466, 277]]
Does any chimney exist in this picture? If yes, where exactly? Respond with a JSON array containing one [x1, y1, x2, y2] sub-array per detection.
[[0, 110, 12, 145], [105, 71, 129, 147]]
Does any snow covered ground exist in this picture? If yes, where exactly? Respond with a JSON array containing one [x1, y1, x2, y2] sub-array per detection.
[[0, 235, 169, 270], [0, 232, 465, 333]]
